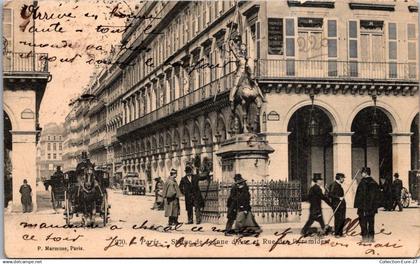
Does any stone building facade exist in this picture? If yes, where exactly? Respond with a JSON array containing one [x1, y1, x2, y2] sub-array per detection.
[[3, 0, 50, 210], [64, 1, 419, 202]]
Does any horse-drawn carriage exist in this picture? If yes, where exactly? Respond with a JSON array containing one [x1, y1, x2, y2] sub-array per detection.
[[63, 156, 110, 227], [44, 168, 66, 211]]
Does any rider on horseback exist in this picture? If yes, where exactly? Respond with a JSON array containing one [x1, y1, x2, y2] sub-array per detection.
[[228, 34, 265, 133]]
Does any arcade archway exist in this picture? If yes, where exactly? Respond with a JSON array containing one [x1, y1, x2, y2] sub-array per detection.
[[288, 106, 334, 200], [351, 107, 393, 183]]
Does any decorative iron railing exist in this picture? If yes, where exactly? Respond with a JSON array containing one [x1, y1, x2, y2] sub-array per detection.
[[3, 51, 49, 73], [256, 59, 418, 81], [199, 179, 302, 224]]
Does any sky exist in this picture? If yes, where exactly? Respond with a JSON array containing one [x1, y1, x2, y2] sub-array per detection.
[[27, 0, 138, 126]]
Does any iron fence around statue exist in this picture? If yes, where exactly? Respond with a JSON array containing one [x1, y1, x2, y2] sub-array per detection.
[[199, 179, 302, 224]]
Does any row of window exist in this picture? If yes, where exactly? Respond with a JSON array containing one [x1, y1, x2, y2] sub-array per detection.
[[47, 135, 62, 141], [123, 1, 236, 93], [46, 153, 62, 160], [47, 142, 62, 151], [267, 18, 417, 60]]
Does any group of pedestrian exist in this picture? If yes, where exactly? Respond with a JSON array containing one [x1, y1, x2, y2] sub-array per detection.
[[158, 165, 260, 236], [301, 167, 404, 243], [380, 173, 404, 212], [159, 164, 209, 226]]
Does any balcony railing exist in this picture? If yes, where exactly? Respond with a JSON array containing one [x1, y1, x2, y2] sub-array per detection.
[[3, 52, 49, 73], [88, 139, 105, 151], [118, 72, 234, 137], [256, 59, 418, 81]]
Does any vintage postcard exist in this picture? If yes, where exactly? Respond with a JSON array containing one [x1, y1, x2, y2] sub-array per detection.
[[2, 0, 419, 258]]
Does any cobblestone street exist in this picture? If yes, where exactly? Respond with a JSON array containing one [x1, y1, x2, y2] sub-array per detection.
[[4, 185, 419, 258]]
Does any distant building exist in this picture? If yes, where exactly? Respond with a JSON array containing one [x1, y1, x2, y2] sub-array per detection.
[[36, 123, 65, 181]]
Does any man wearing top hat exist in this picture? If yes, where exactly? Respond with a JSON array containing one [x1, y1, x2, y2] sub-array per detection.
[[301, 173, 332, 236], [179, 163, 210, 224], [354, 167, 381, 242], [391, 172, 403, 212], [328, 173, 346, 237]]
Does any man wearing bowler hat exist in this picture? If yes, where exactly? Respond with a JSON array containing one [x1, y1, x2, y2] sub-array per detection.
[[301, 173, 332, 236], [328, 173, 346, 237], [179, 163, 209, 224], [354, 167, 381, 242]]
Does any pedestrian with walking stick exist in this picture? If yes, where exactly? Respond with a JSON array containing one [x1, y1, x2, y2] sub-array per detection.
[[301, 173, 332, 236], [328, 173, 346, 237]]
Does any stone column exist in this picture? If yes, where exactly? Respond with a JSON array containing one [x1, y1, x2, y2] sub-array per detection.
[[134, 93, 139, 120], [391, 132, 412, 189], [332, 132, 354, 207], [212, 141, 223, 181], [122, 101, 127, 125], [12, 131, 38, 212], [265, 132, 290, 181]]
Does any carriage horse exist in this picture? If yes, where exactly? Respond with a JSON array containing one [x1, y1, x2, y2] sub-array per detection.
[[63, 158, 110, 227]]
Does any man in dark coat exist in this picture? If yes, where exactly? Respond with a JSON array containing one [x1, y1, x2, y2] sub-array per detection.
[[354, 167, 381, 242], [328, 173, 346, 237], [380, 177, 393, 211], [391, 173, 403, 212], [19, 179, 32, 213], [179, 164, 209, 224], [225, 174, 252, 236], [301, 173, 332, 236]]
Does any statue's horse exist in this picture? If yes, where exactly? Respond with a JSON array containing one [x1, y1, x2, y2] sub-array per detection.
[[77, 165, 103, 227], [231, 70, 264, 133]]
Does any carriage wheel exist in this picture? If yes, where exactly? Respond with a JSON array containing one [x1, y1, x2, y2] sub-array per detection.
[[102, 193, 108, 226], [64, 191, 71, 226], [402, 197, 411, 208], [401, 188, 411, 208]]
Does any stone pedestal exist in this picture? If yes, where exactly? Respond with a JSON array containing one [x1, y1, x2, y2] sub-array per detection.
[[216, 133, 274, 182]]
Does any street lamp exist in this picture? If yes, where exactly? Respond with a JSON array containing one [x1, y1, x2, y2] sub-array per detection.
[[371, 94, 379, 139], [308, 93, 319, 137]]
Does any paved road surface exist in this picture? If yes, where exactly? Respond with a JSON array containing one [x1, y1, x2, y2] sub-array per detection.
[[4, 184, 419, 258]]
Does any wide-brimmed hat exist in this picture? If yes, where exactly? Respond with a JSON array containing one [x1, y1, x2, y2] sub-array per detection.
[[312, 173, 323, 182], [154, 176, 161, 181], [335, 173, 345, 180], [234, 174, 246, 184], [361, 167, 371, 175], [170, 169, 177, 175]]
